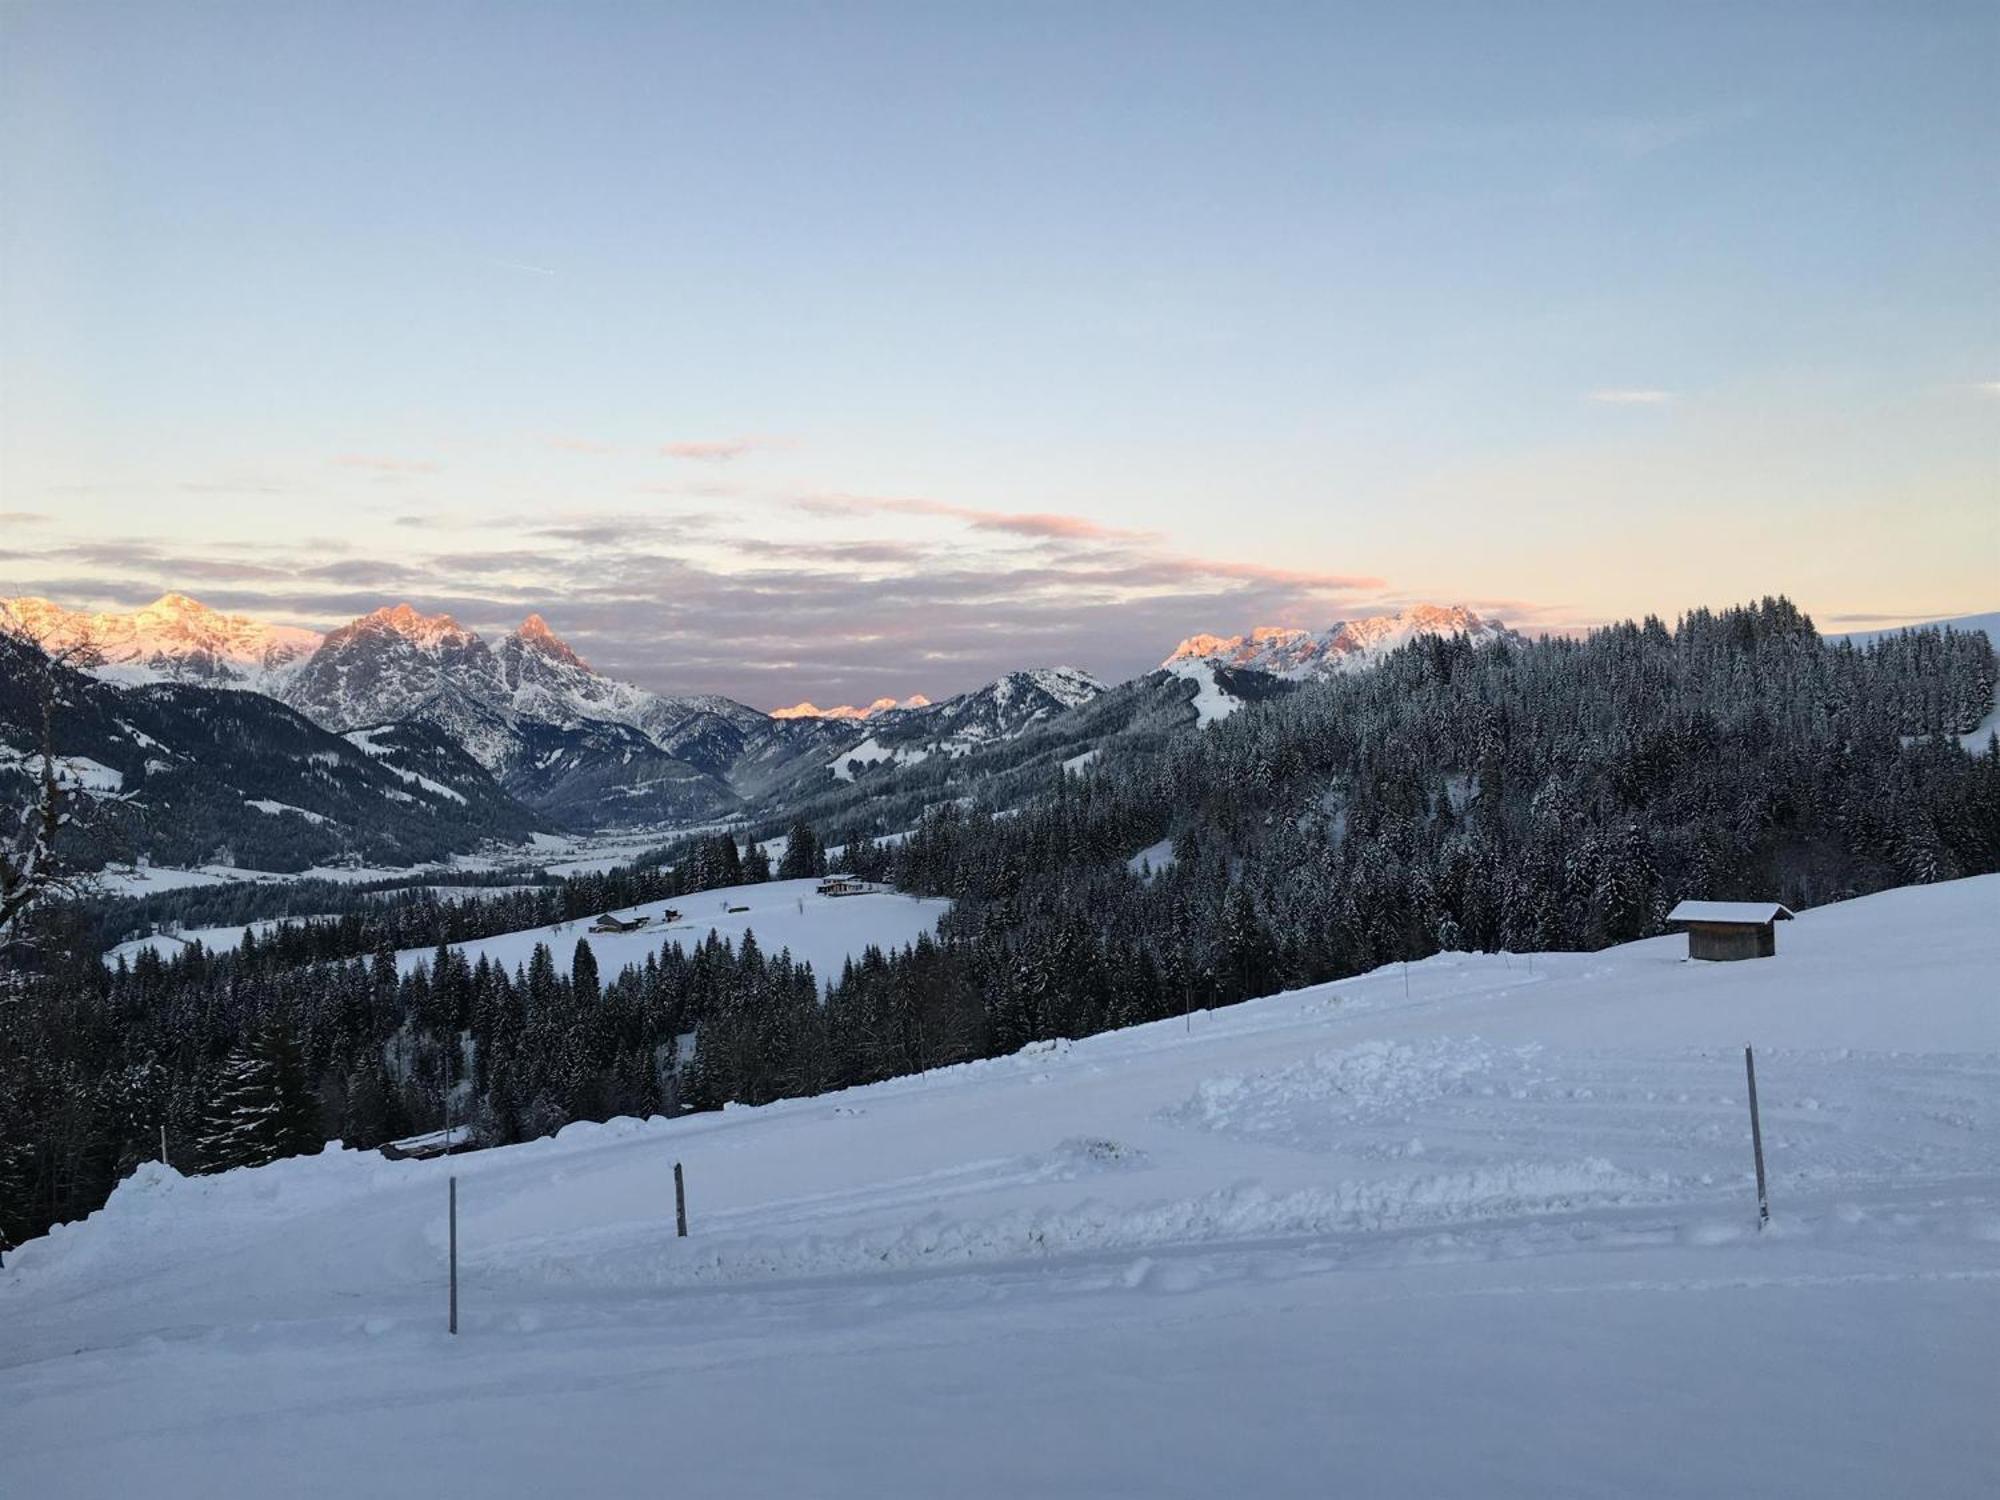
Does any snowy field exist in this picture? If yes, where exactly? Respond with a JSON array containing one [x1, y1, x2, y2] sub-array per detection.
[[393, 875, 952, 984], [90, 861, 414, 897], [84, 826, 707, 899], [3, 877, 1996, 1497]]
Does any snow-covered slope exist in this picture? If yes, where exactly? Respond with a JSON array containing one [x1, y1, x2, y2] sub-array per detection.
[[279, 605, 760, 758], [1167, 602, 1522, 680], [0, 630, 542, 870], [1831, 610, 2000, 648], [267, 604, 776, 824], [5, 876, 1995, 1498], [820, 666, 1107, 781], [0, 592, 321, 689], [391, 874, 950, 987], [497, 614, 767, 757], [1164, 658, 1242, 726], [282, 605, 507, 749]]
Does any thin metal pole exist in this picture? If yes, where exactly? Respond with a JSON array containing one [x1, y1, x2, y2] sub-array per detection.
[[1744, 1046, 1770, 1230], [160, 1123, 169, 1168], [674, 1161, 688, 1238], [448, 1175, 459, 1334]]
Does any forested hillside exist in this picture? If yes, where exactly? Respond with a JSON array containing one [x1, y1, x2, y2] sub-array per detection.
[[3, 599, 1994, 1249]]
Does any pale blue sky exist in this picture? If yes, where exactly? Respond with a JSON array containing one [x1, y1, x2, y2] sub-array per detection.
[[2, 1, 1994, 704]]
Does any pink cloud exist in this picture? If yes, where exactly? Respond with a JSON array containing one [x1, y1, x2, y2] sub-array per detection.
[[796, 494, 1160, 543]]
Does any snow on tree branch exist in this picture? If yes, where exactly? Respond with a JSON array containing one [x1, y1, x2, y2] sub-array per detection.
[[0, 623, 117, 957]]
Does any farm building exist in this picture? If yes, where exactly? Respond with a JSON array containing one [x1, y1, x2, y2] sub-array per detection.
[[380, 1125, 473, 1161], [816, 877, 872, 897], [589, 912, 650, 935], [1666, 900, 1795, 961]]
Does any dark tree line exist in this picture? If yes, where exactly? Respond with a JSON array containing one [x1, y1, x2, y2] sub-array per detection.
[[4, 600, 1995, 1250]]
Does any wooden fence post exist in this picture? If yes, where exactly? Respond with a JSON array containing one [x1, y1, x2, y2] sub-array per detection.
[[448, 1175, 459, 1334], [1744, 1046, 1770, 1230], [675, 1161, 688, 1238]]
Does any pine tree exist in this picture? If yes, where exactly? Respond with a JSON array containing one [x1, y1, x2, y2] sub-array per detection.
[[572, 939, 601, 1005], [778, 822, 824, 880], [343, 1061, 396, 1149], [196, 1021, 318, 1172]]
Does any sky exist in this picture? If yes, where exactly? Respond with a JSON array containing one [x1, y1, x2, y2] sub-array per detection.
[[2, 1, 1995, 708]]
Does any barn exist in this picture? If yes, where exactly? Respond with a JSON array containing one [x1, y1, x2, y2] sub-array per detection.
[[380, 1125, 472, 1161], [588, 912, 649, 934], [1666, 900, 1795, 961]]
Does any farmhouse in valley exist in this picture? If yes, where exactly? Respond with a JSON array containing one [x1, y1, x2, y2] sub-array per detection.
[[589, 912, 650, 934], [1666, 900, 1795, 961]]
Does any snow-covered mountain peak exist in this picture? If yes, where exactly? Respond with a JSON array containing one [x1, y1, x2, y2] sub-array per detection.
[[1166, 626, 1321, 677], [355, 603, 476, 651], [820, 665, 1109, 781], [515, 612, 559, 644], [137, 590, 208, 618], [1012, 665, 1105, 709], [772, 694, 935, 721], [1170, 626, 1311, 658], [0, 591, 322, 688], [1330, 602, 1490, 651], [506, 614, 591, 671], [1166, 604, 1522, 680]]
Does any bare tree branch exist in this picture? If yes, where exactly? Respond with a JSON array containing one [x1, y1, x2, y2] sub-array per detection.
[[0, 623, 111, 955]]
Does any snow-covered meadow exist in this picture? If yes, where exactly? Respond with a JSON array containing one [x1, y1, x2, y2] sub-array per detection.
[[83, 825, 715, 901], [390, 875, 952, 984], [3, 877, 1996, 1497]]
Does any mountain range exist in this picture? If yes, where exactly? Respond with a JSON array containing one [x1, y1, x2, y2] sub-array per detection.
[[0, 593, 1125, 835], [1, 591, 1525, 865], [1165, 603, 1521, 679], [0, 592, 320, 690], [0, 628, 537, 873], [771, 694, 934, 721]]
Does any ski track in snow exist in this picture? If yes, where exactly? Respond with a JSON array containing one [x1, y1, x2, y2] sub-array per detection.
[[3, 877, 1998, 1497]]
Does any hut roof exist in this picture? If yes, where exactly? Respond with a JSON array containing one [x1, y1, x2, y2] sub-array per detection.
[[1666, 900, 1795, 925], [383, 1124, 471, 1159]]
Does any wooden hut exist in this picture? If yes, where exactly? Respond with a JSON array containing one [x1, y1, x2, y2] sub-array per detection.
[[381, 1125, 472, 1161], [1665, 900, 1795, 961], [588, 912, 649, 934]]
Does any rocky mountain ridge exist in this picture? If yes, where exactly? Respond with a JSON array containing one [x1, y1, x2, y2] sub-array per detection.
[[1166, 603, 1522, 679]]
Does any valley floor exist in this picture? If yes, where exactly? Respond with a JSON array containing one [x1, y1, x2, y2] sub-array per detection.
[[89, 823, 717, 902], [4, 878, 1997, 1497]]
